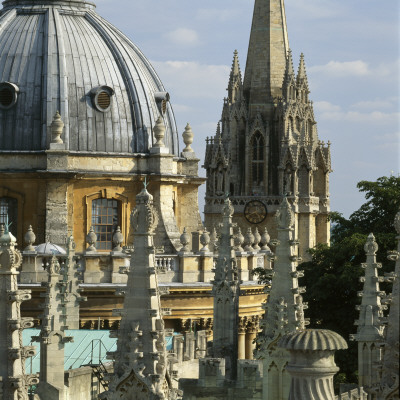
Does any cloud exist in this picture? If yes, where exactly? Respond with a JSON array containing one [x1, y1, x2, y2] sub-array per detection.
[[309, 60, 370, 77], [164, 28, 200, 46], [314, 101, 400, 124], [152, 60, 230, 99], [350, 98, 397, 112]]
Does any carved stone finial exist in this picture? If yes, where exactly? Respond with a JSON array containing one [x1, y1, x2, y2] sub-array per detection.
[[113, 226, 124, 252], [24, 225, 36, 251], [200, 228, 210, 252], [276, 197, 295, 229], [180, 227, 190, 252], [222, 197, 234, 218], [364, 233, 378, 256], [153, 116, 165, 148], [50, 111, 64, 144], [253, 228, 261, 251], [234, 227, 244, 252], [244, 228, 255, 252], [130, 188, 158, 235], [86, 226, 97, 252], [182, 123, 194, 152], [261, 227, 271, 250]]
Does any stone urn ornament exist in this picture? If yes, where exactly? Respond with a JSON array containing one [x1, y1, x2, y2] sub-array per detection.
[[113, 226, 124, 252], [86, 226, 97, 252], [50, 111, 64, 144], [234, 227, 244, 252], [24, 225, 36, 251], [261, 227, 271, 250], [180, 227, 190, 252], [253, 228, 261, 251], [200, 228, 210, 252], [244, 228, 255, 252], [182, 123, 194, 152], [153, 116, 165, 147]]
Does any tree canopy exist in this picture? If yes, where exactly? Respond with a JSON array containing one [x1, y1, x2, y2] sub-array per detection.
[[300, 175, 399, 385]]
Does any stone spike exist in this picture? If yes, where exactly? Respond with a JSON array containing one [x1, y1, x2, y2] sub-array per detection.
[[243, 0, 290, 118], [60, 235, 86, 330], [104, 187, 176, 399], [370, 210, 400, 398], [0, 230, 39, 398], [35, 255, 73, 399], [227, 49, 243, 103], [285, 49, 295, 79], [255, 196, 307, 398], [212, 196, 240, 381], [296, 53, 309, 89], [352, 233, 385, 390]]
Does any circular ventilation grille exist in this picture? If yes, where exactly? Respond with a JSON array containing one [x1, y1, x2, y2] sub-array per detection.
[[91, 86, 114, 112], [97, 91, 111, 110], [0, 82, 18, 109]]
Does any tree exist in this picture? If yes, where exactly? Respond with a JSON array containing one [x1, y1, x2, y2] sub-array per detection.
[[300, 175, 399, 385], [254, 175, 400, 385]]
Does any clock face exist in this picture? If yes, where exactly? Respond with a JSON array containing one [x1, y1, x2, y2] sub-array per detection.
[[244, 200, 267, 224]]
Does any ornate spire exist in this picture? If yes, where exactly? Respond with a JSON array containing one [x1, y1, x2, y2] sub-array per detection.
[[296, 53, 309, 90], [34, 255, 73, 398], [243, 0, 290, 118], [212, 196, 240, 380], [227, 50, 243, 104], [59, 235, 86, 330], [0, 230, 38, 398], [255, 197, 307, 397], [282, 49, 295, 100], [104, 186, 178, 399], [351, 233, 385, 389], [370, 210, 400, 399], [354, 234, 385, 340]]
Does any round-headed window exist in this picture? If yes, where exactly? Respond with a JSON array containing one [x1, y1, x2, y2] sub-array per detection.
[[91, 86, 114, 112], [0, 82, 19, 110]]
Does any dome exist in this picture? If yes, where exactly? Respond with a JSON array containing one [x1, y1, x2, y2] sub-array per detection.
[[278, 329, 348, 351], [0, 0, 179, 155], [35, 242, 66, 255]]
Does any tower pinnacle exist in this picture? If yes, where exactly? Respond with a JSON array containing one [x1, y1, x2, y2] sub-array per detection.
[[243, 0, 289, 118]]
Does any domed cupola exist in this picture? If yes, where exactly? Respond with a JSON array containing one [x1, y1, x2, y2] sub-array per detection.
[[0, 0, 179, 155]]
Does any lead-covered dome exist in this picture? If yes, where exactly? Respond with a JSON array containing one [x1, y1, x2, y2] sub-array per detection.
[[0, 0, 179, 154]]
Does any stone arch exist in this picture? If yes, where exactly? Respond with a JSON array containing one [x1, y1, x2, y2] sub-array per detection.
[[250, 131, 265, 194]]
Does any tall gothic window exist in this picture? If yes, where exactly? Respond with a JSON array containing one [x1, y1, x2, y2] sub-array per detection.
[[92, 199, 120, 250], [0, 197, 18, 236], [251, 132, 264, 190]]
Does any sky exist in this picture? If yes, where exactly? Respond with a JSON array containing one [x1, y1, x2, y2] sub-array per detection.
[[96, 0, 400, 218]]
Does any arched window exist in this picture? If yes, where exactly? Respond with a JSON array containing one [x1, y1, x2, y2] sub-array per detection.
[[251, 132, 264, 190], [0, 197, 18, 236], [92, 199, 120, 250]]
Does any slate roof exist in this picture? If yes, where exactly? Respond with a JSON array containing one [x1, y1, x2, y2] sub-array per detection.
[[0, 0, 179, 154]]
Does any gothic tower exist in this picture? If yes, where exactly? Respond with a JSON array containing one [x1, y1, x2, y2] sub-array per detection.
[[204, 0, 332, 259]]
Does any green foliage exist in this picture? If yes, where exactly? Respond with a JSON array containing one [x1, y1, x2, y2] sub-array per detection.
[[253, 175, 400, 385], [300, 175, 399, 384]]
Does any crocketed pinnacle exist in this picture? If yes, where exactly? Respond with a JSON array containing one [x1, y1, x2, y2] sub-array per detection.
[[103, 186, 177, 400], [296, 53, 309, 90], [256, 197, 307, 354], [353, 233, 385, 342], [212, 196, 240, 380], [370, 210, 400, 399]]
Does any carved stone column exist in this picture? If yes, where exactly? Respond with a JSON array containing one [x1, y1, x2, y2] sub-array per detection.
[[245, 316, 259, 360], [238, 317, 247, 359]]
